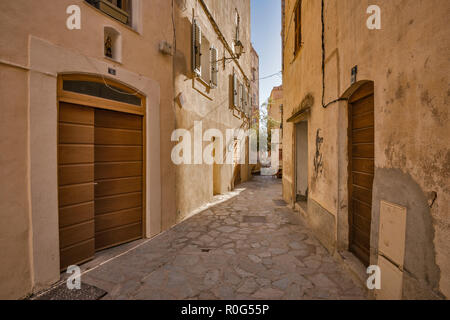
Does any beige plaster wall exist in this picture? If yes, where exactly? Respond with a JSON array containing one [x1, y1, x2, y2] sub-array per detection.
[[0, 0, 171, 298], [173, 0, 252, 219], [0, 65, 33, 299], [282, 0, 450, 298]]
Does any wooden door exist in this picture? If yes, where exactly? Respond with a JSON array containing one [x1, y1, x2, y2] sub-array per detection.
[[94, 108, 143, 251], [58, 103, 96, 270], [58, 104, 143, 270], [348, 82, 375, 266]]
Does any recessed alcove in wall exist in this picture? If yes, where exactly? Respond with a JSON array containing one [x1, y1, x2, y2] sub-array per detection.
[[104, 26, 122, 62]]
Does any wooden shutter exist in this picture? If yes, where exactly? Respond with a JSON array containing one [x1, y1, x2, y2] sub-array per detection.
[[233, 73, 238, 107], [192, 19, 201, 76], [239, 82, 244, 111], [244, 87, 249, 115], [243, 84, 246, 112], [294, 1, 302, 53], [210, 47, 218, 88]]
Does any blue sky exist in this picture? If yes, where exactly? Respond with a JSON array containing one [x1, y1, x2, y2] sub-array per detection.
[[251, 0, 283, 106]]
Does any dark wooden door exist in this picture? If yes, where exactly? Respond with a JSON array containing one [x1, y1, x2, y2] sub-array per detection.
[[348, 83, 374, 266], [58, 104, 143, 270]]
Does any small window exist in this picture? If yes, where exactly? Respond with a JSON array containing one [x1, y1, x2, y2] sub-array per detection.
[[294, 0, 302, 54], [86, 0, 132, 26], [63, 80, 142, 106], [192, 20, 218, 88], [192, 19, 202, 76]]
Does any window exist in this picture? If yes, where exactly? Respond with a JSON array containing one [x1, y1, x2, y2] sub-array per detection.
[[192, 19, 202, 76], [235, 11, 240, 42], [192, 20, 218, 88], [231, 73, 249, 114], [86, 0, 132, 26], [63, 80, 142, 106], [232, 73, 239, 108], [200, 35, 211, 84], [294, 0, 302, 54], [210, 47, 218, 88], [232, 10, 241, 55]]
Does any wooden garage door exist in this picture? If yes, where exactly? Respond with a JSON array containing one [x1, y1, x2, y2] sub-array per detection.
[[348, 83, 374, 267], [58, 103, 143, 270], [94, 108, 143, 251]]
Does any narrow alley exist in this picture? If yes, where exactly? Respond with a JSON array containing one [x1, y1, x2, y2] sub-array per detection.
[[68, 177, 366, 300]]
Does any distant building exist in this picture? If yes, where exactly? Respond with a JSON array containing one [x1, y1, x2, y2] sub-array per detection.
[[267, 85, 283, 171], [250, 44, 260, 168]]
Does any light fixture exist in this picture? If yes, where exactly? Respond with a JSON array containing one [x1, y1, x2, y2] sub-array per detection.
[[216, 40, 245, 64], [234, 40, 244, 58]]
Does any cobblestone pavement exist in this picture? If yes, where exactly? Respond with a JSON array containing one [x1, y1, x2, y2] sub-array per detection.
[[82, 176, 367, 300]]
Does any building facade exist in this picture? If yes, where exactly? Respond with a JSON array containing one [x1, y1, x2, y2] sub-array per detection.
[[282, 0, 449, 299], [0, 0, 252, 299], [250, 44, 260, 168], [267, 85, 283, 170], [173, 0, 252, 220]]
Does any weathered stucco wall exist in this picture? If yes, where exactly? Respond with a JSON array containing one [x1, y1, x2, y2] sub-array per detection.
[[283, 0, 449, 298], [173, 0, 252, 219], [0, 0, 173, 298]]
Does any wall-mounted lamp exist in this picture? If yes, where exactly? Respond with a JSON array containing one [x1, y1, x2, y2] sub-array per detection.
[[234, 40, 244, 58], [216, 40, 245, 64]]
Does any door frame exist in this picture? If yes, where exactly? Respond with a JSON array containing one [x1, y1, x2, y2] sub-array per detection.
[[294, 120, 309, 203], [57, 74, 147, 246], [290, 111, 310, 207], [346, 81, 375, 266], [28, 36, 161, 292]]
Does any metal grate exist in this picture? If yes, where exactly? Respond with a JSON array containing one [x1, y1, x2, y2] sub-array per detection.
[[35, 283, 107, 300]]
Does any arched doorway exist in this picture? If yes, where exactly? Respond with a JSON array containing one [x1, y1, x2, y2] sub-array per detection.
[[348, 82, 375, 266], [57, 74, 146, 270]]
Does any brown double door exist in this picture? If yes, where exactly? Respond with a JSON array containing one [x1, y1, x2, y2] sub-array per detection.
[[58, 102, 143, 270], [348, 83, 375, 266]]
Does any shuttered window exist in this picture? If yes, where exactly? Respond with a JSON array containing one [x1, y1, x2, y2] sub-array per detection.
[[243, 86, 249, 115], [85, 0, 132, 26], [233, 73, 239, 108], [239, 82, 244, 111], [294, 0, 302, 54], [192, 19, 202, 76], [210, 46, 218, 88]]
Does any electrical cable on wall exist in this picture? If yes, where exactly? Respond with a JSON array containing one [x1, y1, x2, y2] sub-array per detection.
[[321, 0, 348, 109]]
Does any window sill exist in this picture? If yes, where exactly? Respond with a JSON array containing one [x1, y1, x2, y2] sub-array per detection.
[[83, 1, 141, 36], [104, 55, 122, 65], [195, 75, 213, 90], [193, 76, 213, 101]]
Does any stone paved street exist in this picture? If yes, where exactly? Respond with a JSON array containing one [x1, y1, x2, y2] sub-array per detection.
[[82, 176, 367, 300]]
